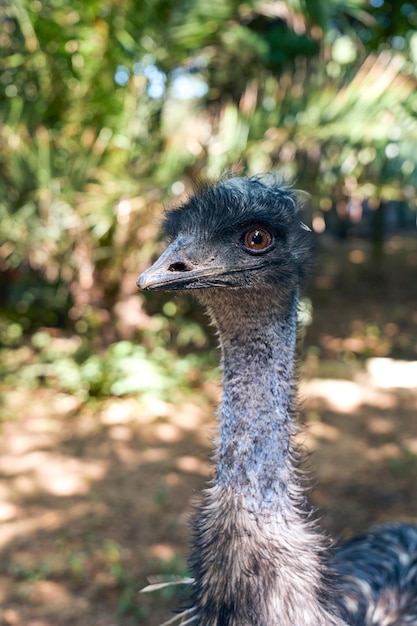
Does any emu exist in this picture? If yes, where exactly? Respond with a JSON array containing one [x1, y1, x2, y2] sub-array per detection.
[[138, 175, 417, 626]]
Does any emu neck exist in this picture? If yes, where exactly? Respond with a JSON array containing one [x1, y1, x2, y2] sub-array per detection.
[[208, 287, 299, 514], [189, 288, 346, 625]]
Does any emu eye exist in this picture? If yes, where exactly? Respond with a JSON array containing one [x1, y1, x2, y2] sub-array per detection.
[[242, 227, 273, 253]]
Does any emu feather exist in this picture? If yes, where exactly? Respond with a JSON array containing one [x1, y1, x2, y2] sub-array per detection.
[[138, 175, 417, 626]]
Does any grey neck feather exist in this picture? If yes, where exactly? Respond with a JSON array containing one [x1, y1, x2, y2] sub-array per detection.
[[212, 288, 299, 514], [189, 288, 347, 625]]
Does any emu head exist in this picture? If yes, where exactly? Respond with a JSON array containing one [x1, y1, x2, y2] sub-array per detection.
[[137, 176, 312, 293]]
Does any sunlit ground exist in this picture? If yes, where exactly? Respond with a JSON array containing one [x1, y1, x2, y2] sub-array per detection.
[[0, 236, 416, 626]]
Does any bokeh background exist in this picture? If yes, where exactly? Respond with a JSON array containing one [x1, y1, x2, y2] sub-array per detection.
[[1, 1, 417, 624]]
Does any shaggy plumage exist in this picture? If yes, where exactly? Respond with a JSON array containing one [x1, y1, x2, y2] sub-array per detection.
[[138, 175, 417, 626], [335, 523, 417, 625]]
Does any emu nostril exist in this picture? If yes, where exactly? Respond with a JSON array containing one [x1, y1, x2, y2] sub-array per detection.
[[168, 262, 191, 272]]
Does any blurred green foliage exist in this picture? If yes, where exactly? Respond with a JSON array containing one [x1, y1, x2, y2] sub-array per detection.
[[1, 0, 417, 396], [1, 9, 416, 624], [0, 321, 216, 406]]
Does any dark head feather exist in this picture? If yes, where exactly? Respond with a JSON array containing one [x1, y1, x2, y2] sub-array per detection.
[[162, 174, 313, 287]]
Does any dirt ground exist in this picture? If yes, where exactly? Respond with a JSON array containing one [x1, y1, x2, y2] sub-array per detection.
[[0, 236, 416, 626]]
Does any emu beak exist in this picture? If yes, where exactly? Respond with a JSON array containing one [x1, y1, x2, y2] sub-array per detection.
[[137, 242, 184, 290], [137, 236, 218, 291]]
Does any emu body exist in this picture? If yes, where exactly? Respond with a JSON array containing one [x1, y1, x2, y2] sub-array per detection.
[[138, 175, 417, 626]]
